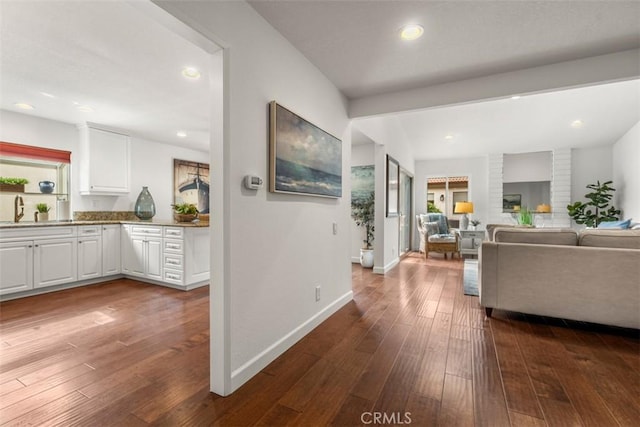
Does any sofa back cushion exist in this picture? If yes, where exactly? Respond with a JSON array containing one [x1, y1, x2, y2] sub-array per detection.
[[493, 228, 578, 246], [579, 229, 640, 249]]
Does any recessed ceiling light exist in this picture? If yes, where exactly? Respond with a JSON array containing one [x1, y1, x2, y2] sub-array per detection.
[[177, 131, 187, 138], [14, 102, 34, 110], [72, 101, 80, 106], [511, 95, 521, 100], [571, 120, 584, 128], [182, 67, 201, 79], [400, 24, 424, 41], [40, 92, 55, 98], [445, 134, 454, 140], [77, 105, 94, 113]]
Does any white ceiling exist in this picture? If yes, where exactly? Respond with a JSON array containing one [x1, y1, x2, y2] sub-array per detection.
[[250, 0, 640, 159], [0, 1, 213, 151], [1, 1, 639, 160]]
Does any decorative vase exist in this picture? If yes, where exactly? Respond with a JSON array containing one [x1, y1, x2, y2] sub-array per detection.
[[134, 186, 156, 220], [39, 181, 55, 194], [360, 248, 374, 268]]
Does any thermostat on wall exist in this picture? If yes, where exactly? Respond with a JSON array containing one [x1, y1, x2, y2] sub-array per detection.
[[244, 175, 263, 190]]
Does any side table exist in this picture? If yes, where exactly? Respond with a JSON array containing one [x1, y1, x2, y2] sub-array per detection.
[[459, 229, 486, 258]]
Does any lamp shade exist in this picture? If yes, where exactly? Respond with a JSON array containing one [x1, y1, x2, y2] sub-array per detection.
[[454, 201, 474, 214]]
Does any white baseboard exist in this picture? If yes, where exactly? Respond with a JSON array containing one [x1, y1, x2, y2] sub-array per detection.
[[351, 256, 360, 263], [373, 257, 399, 274], [230, 290, 354, 391]]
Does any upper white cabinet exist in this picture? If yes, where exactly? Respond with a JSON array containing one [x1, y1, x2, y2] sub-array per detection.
[[78, 123, 131, 195]]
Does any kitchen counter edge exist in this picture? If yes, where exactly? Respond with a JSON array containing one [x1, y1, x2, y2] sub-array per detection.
[[0, 220, 210, 229]]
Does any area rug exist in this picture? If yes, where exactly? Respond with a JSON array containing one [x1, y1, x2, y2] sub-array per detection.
[[463, 259, 479, 296]]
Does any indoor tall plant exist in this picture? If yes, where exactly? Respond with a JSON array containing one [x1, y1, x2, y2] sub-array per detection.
[[351, 192, 375, 268], [567, 180, 620, 227]]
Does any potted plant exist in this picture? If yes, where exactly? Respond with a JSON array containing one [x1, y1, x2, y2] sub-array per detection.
[[0, 177, 29, 193], [172, 203, 199, 223], [36, 203, 51, 222], [351, 192, 375, 268], [516, 206, 534, 226], [567, 180, 621, 227], [470, 219, 481, 230]]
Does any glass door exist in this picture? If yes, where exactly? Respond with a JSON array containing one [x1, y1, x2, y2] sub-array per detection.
[[399, 169, 413, 256]]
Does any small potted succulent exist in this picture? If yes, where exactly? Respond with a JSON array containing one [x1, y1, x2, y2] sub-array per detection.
[[172, 203, 199, 223], [36, 203, 51, 222], [470, 219, 481, 230]]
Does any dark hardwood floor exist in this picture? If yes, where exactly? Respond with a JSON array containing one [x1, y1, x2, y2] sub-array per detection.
[[1, 253, 638, 426]]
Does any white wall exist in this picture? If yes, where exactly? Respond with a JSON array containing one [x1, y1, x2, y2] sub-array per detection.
[[0, 110, 208, 220], [503, 151, 552, 183], [351, 143, 375, 261], [414, 156, 489, 248], [613, 121, 640, 221], [571, 144, 613, 203], [156, 0, 353, 394]]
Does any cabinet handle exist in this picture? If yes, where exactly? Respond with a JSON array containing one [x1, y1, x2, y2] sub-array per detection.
[[167, 244, 180, 249], [78, 241, 82, 244], [35, 244, 39, 247], [167, 260, 179, 265], [167, 274, 179, 280], [28, 245, 33, 248]]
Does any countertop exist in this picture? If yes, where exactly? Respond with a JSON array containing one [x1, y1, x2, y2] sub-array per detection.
[[0, 219, 210, 229]]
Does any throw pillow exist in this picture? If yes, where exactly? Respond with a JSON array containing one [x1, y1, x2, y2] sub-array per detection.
[[425, 221, 440, 236], [597, 219, 631, 229]]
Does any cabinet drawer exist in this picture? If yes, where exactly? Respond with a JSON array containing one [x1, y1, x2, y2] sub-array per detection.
[[164, 269, 183, 284], [163, 239, 183, 254], [78, 225, 101, 236], [164, 254, 183, 270], [164, 227, 184, 239], [130, 225, 162, 236]]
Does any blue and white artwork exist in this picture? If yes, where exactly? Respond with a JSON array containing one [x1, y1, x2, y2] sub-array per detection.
[[351, 165, 374, 204], [270, 102, 342, 198]]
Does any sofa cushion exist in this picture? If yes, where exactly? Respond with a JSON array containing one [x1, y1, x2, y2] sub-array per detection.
[[428, 234, 456, 243], [493, 228, 578, 246], [578, 229, 640, 249], [597, 218, 632, 229]]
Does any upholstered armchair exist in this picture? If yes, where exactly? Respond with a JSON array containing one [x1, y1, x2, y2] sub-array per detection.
[[417, 213, 460, 259]]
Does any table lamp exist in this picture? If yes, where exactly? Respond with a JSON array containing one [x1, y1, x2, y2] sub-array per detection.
[[454, 201, 474, 230]]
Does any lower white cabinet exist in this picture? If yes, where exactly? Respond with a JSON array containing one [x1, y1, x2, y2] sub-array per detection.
[[0, 240, 33, 295], [102, 225, 121, 275], [34, 237, 78, 288], [122, 225, 163, 281], [0, 227, 78, 294], [77, 226, 102, 280], [163, 226, 209, 288]]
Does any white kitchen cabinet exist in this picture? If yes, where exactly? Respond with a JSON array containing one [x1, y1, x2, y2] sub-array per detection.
[[0, 226, 77, 294], [102, 225, 121, 276], [163, 226, 209, 288], [33, 236, 77, 289], [77, 226, 102, 280], [122, 225, 162, 281], [78, 124, 130, 195], [0, 241, 33, 295]]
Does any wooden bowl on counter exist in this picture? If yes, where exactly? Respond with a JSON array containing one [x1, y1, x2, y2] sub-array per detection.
[[174, 213, 198, 223]]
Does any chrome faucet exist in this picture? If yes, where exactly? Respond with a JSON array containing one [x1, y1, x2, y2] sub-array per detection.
[[14, 195, 24, 223]]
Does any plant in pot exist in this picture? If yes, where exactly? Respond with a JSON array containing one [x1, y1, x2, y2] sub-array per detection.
[[351, 192, 375, 268], [567, 180, 621, 227], [516, 206, 534, 226], [172, 203, 199, 223], [36, 203, 51, 222], [0, 177, 29, 192]]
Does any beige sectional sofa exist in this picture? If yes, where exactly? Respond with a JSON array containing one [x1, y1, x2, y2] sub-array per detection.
[[479, 227, 640, 329]]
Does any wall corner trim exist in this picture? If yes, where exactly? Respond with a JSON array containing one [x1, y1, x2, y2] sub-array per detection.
[[229, 290, 354, 392]]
